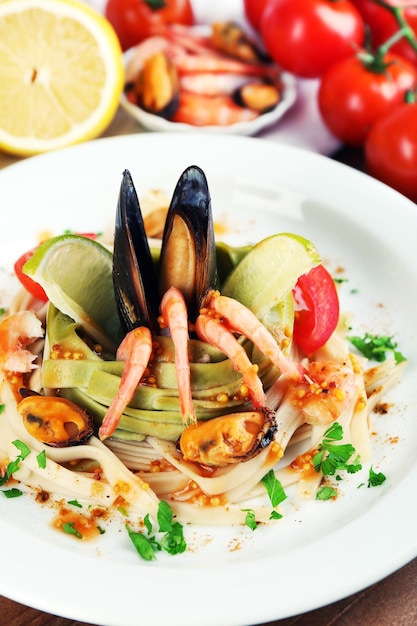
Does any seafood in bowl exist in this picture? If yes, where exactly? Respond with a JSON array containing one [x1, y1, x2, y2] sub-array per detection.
[[120, 22, 297, 134]]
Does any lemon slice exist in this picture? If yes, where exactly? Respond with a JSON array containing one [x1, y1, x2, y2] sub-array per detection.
[[221, 233, 321, 341], [0, 0, 124, 156], [23, 234, 121, 349]]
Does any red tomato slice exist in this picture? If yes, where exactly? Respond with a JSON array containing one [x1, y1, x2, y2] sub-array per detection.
[[14, 233, 98, 302], [14, 249, 48, 302], [292, 264, 340, 355]]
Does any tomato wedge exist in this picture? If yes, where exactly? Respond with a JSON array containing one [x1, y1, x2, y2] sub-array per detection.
[[292, 264, 339, 355], [14, 233, 98, 302], [14, 248, 48, 301]]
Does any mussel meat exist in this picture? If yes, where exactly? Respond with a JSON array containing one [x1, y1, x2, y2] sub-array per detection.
[[128, 51, 179, 119], [18, 393, 94, 447], [233, 81, 281, 114], [210, 21, 267, 64], [179, 408, 277, 466]]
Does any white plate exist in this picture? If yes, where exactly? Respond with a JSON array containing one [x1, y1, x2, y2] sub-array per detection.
[[120, 49, 297, 136], [0, 133, 416, 626]]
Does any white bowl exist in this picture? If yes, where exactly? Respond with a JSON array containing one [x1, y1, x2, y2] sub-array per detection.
[[120, 48, 297, 136]]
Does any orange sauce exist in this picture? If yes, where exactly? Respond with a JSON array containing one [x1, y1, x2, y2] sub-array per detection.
[[52, 506, 108, 541]]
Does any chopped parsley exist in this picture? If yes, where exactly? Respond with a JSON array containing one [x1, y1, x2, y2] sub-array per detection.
[[36, 450, 47, 469], [348, 333, 406, 364], [242, 509, 257, 530], [2, 487, 23, 499], [261, 470, 287, 508], [313, 423, 362, 477], [68, 499, 82, 508], [126, 500, 186, 561], [316, 486, 337, 501], [63, 521, 83, 539], [0, 440, 32, 487], [368, 466, 387, 487]]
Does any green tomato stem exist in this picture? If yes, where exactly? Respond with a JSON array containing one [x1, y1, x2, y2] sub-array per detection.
[[372, 0, 417, 53]]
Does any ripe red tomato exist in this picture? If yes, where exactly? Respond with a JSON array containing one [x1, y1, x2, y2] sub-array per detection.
[[260, 0, 365, 78], [105, 0, 195, 52], [14, 233, 98, 302], [14, 249, 48, 302], [351, 0, 417, 65], [365, 100, 417, 203], [243, 0, 271, 32], [292, 264, 340, 356], [318, 51, 417, 146]]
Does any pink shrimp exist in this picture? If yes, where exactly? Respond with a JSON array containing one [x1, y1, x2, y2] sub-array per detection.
[[179, 72, 251, 96], [171, 91, 259, 126], [159, 287, 195, 424], [207, 293, 304, 381], [289, 360, 356, 426], [99, 326, 152, 441], [168, 47, 275, 77], [0, 311, 44, 374], [195, 312, 266, 408]]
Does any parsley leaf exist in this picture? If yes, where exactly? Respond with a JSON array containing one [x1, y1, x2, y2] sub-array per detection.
[[368, 466, 387, 487], [0, 440, 32, 487], [269, 510, 283, 520], [316, 486, 337, 501], [68, 499, 82, 508], [348, 333, 406, 364], [126, 501, 186, 560], [313, 422, 362, 476], [2, 487, 23, 498], [37, 450, 47, 469], [12, 440, 30, 460], [261, 470, 287, 507], [242, 509, 257, 530], [126, 525, 158, 561], [62, 521, 83, 539]]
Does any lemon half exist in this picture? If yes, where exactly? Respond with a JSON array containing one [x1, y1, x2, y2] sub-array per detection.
[[0, 0, 124, 156]]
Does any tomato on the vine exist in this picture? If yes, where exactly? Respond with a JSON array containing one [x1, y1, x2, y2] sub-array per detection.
[[260, 0, 365, 78], [365, 98, 417, 203], [318, 51, 417, 146], [292, 264, 340, 356], [351, 0, 417, 66], [105, 0, 195, 52], [243, 0, 271, 32]]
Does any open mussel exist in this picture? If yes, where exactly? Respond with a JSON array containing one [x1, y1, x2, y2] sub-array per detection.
[[18, 391, 94, 447], [210, 21, 268, 64], [158, 165, 217, 322], [179, 408, 277, 466], [113, 169, 160, 334], [127, 51, 179, 119], [113, 165, 217, 334]]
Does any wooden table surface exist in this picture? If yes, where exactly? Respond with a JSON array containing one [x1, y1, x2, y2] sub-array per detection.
[[0, 108, 415, 626]]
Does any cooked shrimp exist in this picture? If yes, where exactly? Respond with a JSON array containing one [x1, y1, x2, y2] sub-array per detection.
[[195, 312, 266, 408], [159, 287, 195, 424], [179, 72, 251, 96], [207, 292, 304, 380], [289, 360, 356, 426], [169, 48, 275, 77], [99, 326, 152, 441], [171, 92, 259, 126], [0, 311, 44, 374]]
